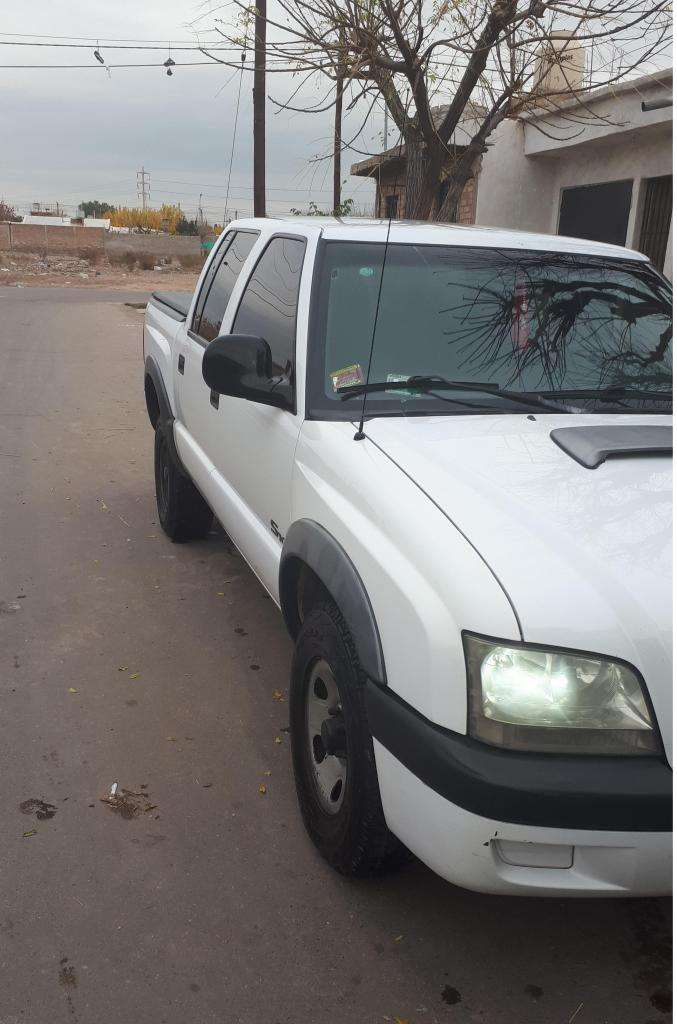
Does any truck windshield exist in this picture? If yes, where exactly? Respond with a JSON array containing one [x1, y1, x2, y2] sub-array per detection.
[[308, 242, 672, 418]]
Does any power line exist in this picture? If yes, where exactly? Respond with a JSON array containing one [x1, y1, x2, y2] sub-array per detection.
[[0, 39, 239, 51], [0, 31, 223, 43], [0, 61, 221, 69], [153, 178, 342, 192]]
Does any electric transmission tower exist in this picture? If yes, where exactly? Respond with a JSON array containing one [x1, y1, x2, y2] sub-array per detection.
[[137, 167, 150, 210]]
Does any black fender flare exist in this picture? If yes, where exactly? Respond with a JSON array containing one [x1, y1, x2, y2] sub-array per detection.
[[144, 355, 184, 470], [144, 355, 173, 426], [279, 520, 386, 685]]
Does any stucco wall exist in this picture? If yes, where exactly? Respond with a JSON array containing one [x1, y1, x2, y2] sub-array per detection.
[[475, 120, 554, 233], [476, 117, 672, 275]]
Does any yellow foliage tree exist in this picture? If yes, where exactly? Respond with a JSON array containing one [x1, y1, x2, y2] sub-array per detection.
[[108, 204, 183, 233]]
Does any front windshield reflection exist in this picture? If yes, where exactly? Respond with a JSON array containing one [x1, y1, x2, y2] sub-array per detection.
[[311, 243, 672, 417]]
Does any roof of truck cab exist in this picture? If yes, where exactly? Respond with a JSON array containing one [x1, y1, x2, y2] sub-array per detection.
[[229, 216, 649, 263]]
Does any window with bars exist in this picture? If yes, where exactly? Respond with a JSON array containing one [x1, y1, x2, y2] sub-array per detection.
[[638, 175, 672, 270]]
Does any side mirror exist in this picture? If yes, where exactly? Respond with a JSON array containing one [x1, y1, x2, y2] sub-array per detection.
[[202, 335, 292, 409]]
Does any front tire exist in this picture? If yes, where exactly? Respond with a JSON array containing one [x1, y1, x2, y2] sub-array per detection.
[[290, 600, 406, 877], [154, 422, 213, 542]]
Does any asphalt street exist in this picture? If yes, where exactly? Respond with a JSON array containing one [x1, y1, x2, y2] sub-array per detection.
[[0, 286, 671, 1024]]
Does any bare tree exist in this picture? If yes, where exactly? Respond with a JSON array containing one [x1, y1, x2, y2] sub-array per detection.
[[0, 199, 21, 223], [199, 0, 670, 221]]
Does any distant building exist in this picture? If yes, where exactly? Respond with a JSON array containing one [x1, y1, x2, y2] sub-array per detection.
[[82, 217, 111, 229], [350, 105, 486, 224], [22, 214, 72, 226], [350, 64, 672, 278], [22, 213, 110, 230]]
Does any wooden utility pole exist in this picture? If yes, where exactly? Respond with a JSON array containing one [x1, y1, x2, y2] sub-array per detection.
[[253, 0, 266, 217], [333, 67, 344, 214]]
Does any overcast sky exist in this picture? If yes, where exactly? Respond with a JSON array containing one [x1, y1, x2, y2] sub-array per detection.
[[0, 0, 383, 220]]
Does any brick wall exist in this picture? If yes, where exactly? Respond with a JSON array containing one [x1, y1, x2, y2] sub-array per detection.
[[374, 161, 478, 224], [457, 177, 477, 224], [0, 222, 105, 254]]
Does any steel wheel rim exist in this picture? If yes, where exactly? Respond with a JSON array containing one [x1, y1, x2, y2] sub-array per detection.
[[305, 659, 347, 815]]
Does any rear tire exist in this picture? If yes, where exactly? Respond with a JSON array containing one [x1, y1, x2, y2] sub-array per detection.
[[290, 599, 407, 877], [154, 422, 213, 542]]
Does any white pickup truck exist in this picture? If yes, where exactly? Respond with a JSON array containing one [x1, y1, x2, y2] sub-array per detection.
[[143, 217, 672, 896]]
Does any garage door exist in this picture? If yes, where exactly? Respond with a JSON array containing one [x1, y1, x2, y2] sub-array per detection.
[[558, 180, 633, 246]]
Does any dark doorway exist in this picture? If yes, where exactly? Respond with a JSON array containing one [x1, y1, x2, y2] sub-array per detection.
[[638, 175, 672, 269], [558, 180, 633, 246], [384, 194, 399, 219], [437, 179, 458, 221]]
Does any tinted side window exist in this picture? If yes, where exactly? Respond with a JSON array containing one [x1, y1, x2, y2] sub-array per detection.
[[196, 231, 257, 342], [232, 236, 305, 374], [191, 231, 232, 334]]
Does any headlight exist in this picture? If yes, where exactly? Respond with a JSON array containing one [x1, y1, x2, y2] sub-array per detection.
[[464, 634, 659, 755]]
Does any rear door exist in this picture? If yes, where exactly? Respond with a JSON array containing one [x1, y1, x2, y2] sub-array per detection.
[[175, 229, 258, 493]]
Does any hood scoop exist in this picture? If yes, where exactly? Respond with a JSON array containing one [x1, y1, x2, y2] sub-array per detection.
[[551, 424, 672, 469]]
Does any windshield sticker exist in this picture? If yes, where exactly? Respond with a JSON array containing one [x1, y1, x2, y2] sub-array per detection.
[[330, 363, 364, 392], [359, 266, 375, 278], [386, 372, 424, 398]]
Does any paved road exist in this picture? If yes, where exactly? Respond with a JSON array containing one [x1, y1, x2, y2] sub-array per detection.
[[0, 287, 671, 1024]]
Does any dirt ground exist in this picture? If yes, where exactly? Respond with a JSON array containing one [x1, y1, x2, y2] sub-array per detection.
[[0, 284, 672, 1024], [0, 250, 199, 292]]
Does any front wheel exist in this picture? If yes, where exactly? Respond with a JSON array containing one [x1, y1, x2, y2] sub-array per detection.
[[290, 600, 406, 877], [154, 422, 213, 542]]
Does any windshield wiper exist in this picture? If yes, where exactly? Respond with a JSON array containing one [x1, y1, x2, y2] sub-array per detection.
[[524, 386, 673, 404], [338, 375, 563, 413]]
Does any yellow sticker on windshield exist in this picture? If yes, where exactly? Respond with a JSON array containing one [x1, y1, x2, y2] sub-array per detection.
[[330, 363, 364, 392]]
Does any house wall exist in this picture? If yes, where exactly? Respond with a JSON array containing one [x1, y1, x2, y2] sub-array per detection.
[[475, 73, 673, 276], [476, 121, 672, 274]]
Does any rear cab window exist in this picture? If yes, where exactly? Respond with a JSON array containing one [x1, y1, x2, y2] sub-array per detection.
[[191, 230, 258, 342]]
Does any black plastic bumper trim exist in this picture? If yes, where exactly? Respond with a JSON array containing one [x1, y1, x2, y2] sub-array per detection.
[[365, 681, 672, 832]]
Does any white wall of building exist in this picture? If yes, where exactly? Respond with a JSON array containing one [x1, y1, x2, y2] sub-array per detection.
[[22, 215, 72, 226], [475, 120, 553, 233], [475, 70, 673, 276]]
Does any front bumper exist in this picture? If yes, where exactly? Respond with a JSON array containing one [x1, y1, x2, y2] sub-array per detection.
[[367, 681, 672, 895]]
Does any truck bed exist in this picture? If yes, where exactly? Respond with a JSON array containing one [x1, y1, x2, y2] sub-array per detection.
[[149, 291, 193, 322]]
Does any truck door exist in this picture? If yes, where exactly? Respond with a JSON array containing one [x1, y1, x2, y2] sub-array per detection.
[[174, 229, 258, 495], [201, 234, 307, 598]]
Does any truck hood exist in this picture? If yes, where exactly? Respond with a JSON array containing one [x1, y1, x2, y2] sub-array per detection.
[[364, 413, 673, 760]]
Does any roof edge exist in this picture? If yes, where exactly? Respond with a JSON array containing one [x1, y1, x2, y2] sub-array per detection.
[[520, 66, 673, 123]]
